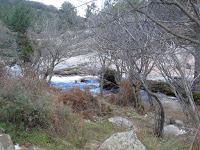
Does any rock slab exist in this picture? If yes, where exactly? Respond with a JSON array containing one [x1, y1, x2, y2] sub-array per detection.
[[98, 131, 146, 150]]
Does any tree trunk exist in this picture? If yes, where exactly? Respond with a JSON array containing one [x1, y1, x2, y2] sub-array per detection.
[[152, 95, 165, 137], [141, 80, 165, 137], [43, 71, 49, 81], [192, 23, 200, 91], [193, 46, 200, 91], [47, 71, 53, 84], [100, 66, 105, 96]]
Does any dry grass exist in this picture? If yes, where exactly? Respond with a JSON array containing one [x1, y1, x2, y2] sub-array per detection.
[[137, 129, 192, 150], [118, 80, 135, 106], [58, 88, 101, 119]]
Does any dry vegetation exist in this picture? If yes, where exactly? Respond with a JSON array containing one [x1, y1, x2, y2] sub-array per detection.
[[107, 80, 134, 106], [0, 63, 200, 149], [58, 88, 101, 119]]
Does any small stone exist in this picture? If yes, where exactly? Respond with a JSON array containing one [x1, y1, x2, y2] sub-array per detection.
[[164, 125, 186, 136], [108, 116, 134, 128]]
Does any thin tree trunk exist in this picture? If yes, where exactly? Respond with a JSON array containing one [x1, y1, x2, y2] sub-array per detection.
[[47, 71, 53, 84], [193, 46, 200, 91], [192, 23, 200, 91], [141, 80, 165, 137], [100, 66, 105, 96]]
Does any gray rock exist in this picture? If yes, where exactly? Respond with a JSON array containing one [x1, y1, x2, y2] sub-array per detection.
[[6, 64, 22, 77], [15, 146, 45, 150], [164, 125, 186, 136], [138, 90, 150, 103], [108, 117, 134, 128], [0, 134, 14, 150], [138, 90, 151, 109], [98, 131, 146, 150]]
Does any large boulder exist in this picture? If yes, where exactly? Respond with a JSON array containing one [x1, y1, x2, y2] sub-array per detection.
[[54, 67, 81, 76], [0, 134, 14, 150], [98, 131, 146, 150], [108, 116, 134, 129]]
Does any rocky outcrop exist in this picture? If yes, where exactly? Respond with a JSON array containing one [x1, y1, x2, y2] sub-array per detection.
[[54, 68, 81, 76], [98, 131, 146, 150]]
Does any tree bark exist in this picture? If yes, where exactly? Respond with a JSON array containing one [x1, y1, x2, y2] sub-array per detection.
[[193, 45, 200, 91], [146, 90, 165, 137], [193, 23, 200, 91], [141, 80, 165, 137], [100, 66, 105, 96]]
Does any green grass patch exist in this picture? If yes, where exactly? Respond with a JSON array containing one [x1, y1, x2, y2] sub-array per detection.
[[139, 132, 190, 150], [0, 122, 68, 150], [85, 121, 124, 142], [0, 120, 125, 150]]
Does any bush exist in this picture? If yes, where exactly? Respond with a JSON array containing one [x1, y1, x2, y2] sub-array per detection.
[[50, 107, 88, 148], [102, 68, 118, 90], [58, 88, 101, 119], [193, 92, 200, 105], [0, 76, 95, 149], [0, 76, 53, 130]]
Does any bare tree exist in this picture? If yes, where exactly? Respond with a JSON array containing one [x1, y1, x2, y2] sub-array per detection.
[[91, 0, 200, 136], [0, 21, 17, 63], [29, 17, 74, 83], [132, 0, 200, 91], [92, 2, 165, 137], [155, 45, 200, 126]]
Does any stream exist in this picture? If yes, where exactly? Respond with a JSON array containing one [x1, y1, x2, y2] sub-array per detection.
[[50, 75, 101, 93]]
